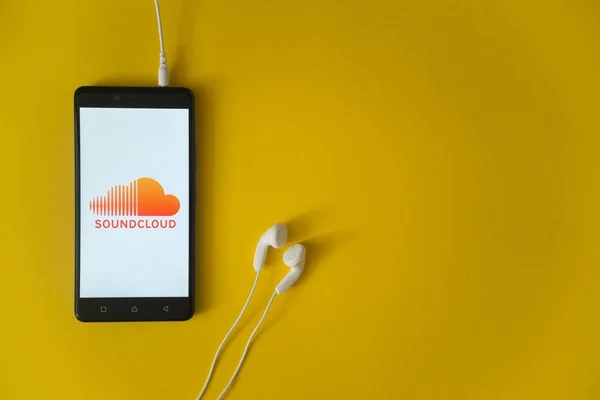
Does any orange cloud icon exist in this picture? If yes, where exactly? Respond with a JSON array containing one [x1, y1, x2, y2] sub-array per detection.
[[89, 177, 180, 217]]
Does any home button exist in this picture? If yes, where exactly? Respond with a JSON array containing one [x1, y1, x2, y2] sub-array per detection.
[[131, 306, 139, 313]]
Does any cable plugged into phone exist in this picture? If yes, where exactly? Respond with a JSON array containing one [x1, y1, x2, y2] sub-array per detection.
[[153, 0, 169, 87]]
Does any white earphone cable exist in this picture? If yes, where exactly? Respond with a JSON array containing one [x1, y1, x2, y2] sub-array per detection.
[[153, 0, 169, 86], [196, 271, 262, 400], [216, 292, 278, 400]]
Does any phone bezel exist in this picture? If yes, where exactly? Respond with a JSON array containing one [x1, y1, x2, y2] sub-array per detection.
[[74, 86, 195, 322]]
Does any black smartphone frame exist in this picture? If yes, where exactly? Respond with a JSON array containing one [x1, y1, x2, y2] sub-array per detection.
[[74, 86, 195, 322]]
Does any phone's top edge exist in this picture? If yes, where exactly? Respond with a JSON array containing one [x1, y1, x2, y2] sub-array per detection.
[[74, 86, 194, 106], [75, 86, 193, 93]]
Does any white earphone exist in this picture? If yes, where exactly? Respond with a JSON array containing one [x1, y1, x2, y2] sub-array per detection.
[[253, 223, 288, 271], [277, 243, 306, 294], [197, 223, 306, 400]]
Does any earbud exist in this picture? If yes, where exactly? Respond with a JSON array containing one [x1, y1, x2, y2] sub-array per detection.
[[276, 244, 306, 294], [253, 223, 288, 271]]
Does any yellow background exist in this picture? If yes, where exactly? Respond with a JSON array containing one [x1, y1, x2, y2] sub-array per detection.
[[1, 0, 599, 399]]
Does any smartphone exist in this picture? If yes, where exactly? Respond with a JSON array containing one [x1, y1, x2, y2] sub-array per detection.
[[74, 86, 195, 322]]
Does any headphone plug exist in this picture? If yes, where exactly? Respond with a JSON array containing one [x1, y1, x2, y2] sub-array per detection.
[[154, 0, 169, 87]]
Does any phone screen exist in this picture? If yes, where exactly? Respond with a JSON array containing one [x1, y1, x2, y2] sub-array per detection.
[[78, 107, 190, 299]]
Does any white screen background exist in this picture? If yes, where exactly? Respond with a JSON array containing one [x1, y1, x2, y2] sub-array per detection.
[[79, 108, 189, 298]]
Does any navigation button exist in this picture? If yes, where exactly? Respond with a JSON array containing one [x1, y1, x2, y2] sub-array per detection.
[[163, 306, 169, 312], [100, 306, 107, 313], [131, 306, 139, 313]]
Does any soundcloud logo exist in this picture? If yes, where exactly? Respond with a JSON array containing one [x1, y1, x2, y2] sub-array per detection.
[[90, 178, 180, 229]]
